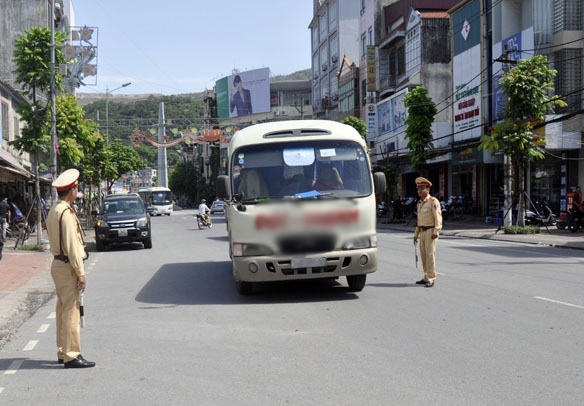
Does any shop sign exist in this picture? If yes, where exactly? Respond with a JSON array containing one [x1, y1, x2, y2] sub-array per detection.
[[366, 103, 377, 141], [367, 46, 376, 92], [452, 146, 483, 165]]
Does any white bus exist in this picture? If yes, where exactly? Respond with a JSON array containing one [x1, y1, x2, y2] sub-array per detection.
[[138, 187, 173, 216], [216, 120, 386, 294]]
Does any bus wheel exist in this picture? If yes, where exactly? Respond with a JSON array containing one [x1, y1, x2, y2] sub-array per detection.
[[346, 274, 366, 292], [236, 281, 253, 295]]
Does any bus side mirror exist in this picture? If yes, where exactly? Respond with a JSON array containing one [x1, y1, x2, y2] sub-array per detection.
[[216, 175, 231, 199], [373, 172, 386, 196]]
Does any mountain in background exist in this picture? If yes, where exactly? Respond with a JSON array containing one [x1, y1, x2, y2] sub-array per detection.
[[76, 68, 311, 106]]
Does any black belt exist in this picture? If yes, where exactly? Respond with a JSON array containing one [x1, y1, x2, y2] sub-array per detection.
[[418, 226, 434, 231], [54, 255, 69, 263]]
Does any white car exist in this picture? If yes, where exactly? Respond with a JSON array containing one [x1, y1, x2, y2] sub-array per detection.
[[210, 200, 224, 214]]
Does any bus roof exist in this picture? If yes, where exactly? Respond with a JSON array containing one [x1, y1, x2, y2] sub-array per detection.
[[228, 120, 366, 154], [138, 187, 170, 192]]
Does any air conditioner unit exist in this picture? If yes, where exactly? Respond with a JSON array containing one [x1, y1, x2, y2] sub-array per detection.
[[274, 111, 280, 116], [322, 64, 328, 71], [331, 55, 338, 63], [281, 110, 287, 115]]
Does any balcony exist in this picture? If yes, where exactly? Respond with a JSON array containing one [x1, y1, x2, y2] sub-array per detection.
[[379, 75, 396, 95]]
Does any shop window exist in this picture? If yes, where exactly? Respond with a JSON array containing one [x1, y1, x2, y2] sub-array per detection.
[[1, 102, 9, 142]]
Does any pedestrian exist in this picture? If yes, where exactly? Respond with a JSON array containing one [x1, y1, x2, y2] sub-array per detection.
[[0, 196, 10, 242], [413, 177, 442, 288], [47, 169, 95, 368]]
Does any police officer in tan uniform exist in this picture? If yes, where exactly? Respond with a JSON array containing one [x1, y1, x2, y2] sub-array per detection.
[[47, 169, 95, 368], [413, 177, 442, 288]]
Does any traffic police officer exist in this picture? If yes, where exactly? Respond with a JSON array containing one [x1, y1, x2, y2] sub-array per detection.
[[413, 177, 442, 288], [47, 169, 95, 368]]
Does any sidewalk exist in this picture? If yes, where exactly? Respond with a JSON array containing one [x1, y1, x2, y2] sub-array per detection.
[[377, 218, 584, 250]]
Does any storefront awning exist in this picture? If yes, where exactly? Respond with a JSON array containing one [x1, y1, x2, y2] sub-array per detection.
[[0, 148, 32, 178], [0, 165, 30, 178]]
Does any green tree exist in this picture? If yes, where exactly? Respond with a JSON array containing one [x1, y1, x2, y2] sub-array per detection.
[[479, 55, 565, 225], [55, 94, 100, 170], [103, 141, 147, 190], [169, 161, 201, 202], [341, 116, 367, 141], [9, 27, 66, 244], [403, 86, 437, 171]]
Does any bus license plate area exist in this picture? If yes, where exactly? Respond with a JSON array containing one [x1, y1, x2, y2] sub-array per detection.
[[118, 229, 128, 237], [291, 257, 327, 269]]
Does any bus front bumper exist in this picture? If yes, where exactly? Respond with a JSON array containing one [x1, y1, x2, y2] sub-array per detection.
[[232, 248, 378, 282]]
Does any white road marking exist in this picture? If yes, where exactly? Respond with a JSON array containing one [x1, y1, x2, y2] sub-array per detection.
[[4, 360, 24, 375], [534, 296, 584, 310], [47, 312, 56, 319], [437, 272, 446, 276], [441, 240, 482, 247], [0, 387, 4, 394], [37, 324, 50, 333], [22, 340, 38, 351]]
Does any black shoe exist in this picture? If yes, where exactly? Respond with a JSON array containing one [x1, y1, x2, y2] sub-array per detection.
[[64, 355, 95, 368], [58, 359, 64, 364], [425, 281, 434, 288], [415, 279, 427, 285]]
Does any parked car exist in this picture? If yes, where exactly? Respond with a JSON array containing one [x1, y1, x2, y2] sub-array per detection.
[[210, 200, 224, 214], [92, 194, 152, 251]]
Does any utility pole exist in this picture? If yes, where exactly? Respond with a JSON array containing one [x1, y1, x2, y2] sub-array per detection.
[[496, 44, 517, 227], [157, 102, 168, 188], [45, 0, 56, 245]]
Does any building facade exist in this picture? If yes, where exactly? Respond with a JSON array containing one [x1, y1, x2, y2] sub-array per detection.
[[448, 0, 584, 216], [372, 0, 458, 198], [0, 0, 75, 208], [309, 0, 360, 120]]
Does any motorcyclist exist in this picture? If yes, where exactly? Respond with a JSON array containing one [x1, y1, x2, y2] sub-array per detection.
[[198, 198, 211, 226]]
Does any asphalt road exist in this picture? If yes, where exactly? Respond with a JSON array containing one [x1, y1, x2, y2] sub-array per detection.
[[1, 209, 583, 405]]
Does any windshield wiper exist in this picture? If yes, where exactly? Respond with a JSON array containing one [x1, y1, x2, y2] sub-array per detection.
[[240, 197, 272, 204]]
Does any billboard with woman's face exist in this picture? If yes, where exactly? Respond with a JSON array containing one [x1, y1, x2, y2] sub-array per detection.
[[216, 67, 271, 119]]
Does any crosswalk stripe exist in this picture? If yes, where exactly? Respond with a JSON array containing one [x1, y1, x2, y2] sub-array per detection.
[[22, 340, 38, 351], [4, 360, 24, 375]]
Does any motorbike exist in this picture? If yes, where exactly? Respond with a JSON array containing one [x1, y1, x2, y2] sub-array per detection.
[[567, 206, 584, 233], [556, 211, 568, 230], [196, 213, 212, 230], [377, 201, 388, 218], [525, 201, 557, 226]]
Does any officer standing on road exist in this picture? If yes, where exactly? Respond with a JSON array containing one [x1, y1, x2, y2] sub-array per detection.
[[47, 169, 95, 368], [413, 177, 442, 288]]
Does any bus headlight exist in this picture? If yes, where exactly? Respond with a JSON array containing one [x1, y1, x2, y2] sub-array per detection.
[[232, 243, 272, 257], [343, 235, 376, 250], [136, 217, 148, 227]]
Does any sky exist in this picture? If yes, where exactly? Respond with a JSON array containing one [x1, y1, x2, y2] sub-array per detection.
[[73, 0, 313, 95]]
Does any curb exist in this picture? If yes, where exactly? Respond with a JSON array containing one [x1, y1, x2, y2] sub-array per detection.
[[377, 224, 584, 251]]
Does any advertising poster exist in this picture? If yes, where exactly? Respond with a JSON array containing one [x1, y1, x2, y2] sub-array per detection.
[[216, 67, 271, 119], [451, 0, 482, 142], [492, 27, 534, 122], [376, 89, 408, 155], [366, 103, 377, 141]]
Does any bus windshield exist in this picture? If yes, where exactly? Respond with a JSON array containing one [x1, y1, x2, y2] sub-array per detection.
[[152, 191, 172, 206], [231, 140, 371, 200]]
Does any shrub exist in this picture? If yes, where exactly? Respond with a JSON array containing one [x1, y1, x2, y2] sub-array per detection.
[[503, 225, 540, 234]]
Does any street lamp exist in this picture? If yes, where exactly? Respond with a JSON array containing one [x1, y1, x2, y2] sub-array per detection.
[[105, 82, 131, 144]]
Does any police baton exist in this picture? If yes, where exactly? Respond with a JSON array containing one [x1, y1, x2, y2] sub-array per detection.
[[414, 240, 419, 269], [79, 292, 85, 328]]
